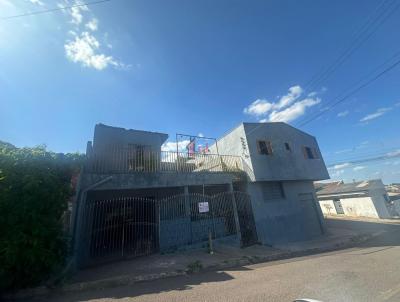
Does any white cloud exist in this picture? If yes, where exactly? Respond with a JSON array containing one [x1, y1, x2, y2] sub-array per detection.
[[198, 133, 204, 137], [333, 162, 351, 170], [85, 18, 98, 31], [69, 1, 89, 25], [28, 0, 44, 5], [58, 0, 128, 70], [268, 97, 321, 123], [275, 85, 303, 109], [386, 149, 400, 157], [337, 110, 349, 117], [335, 148, 352, 154], [65, 31, 121, 70], [162, 140, 190, 152], [244, 99, 273, 116], [353, 166, 366, 171], [360, 107, 391, 122], [330, 169, 345, 179], [244, 85, 321, 123]]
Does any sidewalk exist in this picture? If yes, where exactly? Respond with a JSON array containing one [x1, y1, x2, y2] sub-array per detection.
[[325, 215, 400, 225], [62, 224, 376, 292], [6, 225, 381, 300]]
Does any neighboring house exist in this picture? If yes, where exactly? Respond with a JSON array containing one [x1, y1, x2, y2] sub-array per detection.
[[73, 122, 329, 268], [385, 184, 400, 217], [316, 179, 393, 219]]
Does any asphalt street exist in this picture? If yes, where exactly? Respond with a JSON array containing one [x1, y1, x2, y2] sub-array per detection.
[[32, 218, 400, 302]]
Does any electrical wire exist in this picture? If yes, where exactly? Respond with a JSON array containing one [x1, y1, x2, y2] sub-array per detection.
[[0, 0, 111, 21], [296, 55, 400, 127], [304, 0, 400, 91]]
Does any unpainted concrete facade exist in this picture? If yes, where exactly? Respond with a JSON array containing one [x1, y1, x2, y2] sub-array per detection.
[[77, 122, 329, 260], [210, 122, 329, 245]]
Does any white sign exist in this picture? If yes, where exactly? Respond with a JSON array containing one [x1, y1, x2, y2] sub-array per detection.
[[198, 202, 209, 213]]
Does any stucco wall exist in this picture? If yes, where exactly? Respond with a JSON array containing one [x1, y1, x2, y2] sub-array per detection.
[[247, 180, 324, 245], [319, 197, 379, 218], [319, 200, 337, 216]]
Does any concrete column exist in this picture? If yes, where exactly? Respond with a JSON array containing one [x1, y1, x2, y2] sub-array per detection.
[[229, 183, 242, 246], [184, 186, 193, 244]]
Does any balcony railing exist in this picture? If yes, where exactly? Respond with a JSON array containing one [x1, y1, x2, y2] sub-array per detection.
[[85, 148, 245, 174]]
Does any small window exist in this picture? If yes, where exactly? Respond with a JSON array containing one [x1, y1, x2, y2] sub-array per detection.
[[284, 142, 291, 152], [303, 146, 319, 159], [261, 182, 285, 200], [257, 140, 273, 155]]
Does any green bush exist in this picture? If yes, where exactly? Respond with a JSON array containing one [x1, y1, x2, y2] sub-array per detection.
[[0, 141, 83, 290]]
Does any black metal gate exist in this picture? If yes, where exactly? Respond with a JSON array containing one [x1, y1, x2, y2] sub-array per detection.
[[234, 191, 258, 247], [77, 191, 257, 267]]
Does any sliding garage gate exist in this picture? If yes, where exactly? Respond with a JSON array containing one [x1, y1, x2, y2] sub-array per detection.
[[77, 191, 257, 267]]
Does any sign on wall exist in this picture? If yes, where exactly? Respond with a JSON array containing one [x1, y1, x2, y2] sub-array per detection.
[[198, 202, 209, 213]]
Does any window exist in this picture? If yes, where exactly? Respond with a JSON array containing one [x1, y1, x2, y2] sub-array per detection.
[[284, 142, 291, 152], [303, 146, 319, 159], [257, 140, 273, 155], [261, 182, 285, 200]]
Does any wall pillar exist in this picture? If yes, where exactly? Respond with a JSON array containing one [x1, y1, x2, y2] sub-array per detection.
[[229, 182, 242, 246]]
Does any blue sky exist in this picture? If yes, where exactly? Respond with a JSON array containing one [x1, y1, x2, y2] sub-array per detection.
[[1, 0, 400, 183]]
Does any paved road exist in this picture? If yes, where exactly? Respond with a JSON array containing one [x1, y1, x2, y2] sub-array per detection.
[[35, 218, 400, 302]]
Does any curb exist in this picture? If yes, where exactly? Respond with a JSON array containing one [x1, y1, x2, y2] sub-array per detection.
[[3, 231, 380, 300]]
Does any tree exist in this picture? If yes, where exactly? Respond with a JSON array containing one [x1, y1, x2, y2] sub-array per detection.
[[0, 142, 83, 290]]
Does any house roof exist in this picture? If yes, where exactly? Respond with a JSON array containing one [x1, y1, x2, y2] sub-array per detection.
[[315, 179, 384, 196]]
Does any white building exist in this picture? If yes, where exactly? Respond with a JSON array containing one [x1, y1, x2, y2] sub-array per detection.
[[315, 179, 393, 219]]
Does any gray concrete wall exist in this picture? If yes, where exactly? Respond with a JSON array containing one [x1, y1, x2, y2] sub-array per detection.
[[369, 187, 392, 218], [248, 180, 324, 245], [91, 123, 168, 153], [81, 172, 237, 191], [209, 124, 255, 180], [243, 123, 329, 181]]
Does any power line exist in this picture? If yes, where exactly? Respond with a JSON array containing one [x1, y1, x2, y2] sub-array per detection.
[[324, 147, 400, 163], [0, 0, 111, 21], [295, 47, 400, 126], [296, 54, 400, 128], [326, 152, 400, 168], [246, 2, 400, 137], [304, 0, 400, 91]]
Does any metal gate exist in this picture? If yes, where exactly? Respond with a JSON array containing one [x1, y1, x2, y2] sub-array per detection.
[[77, 191, 257, 267], [234, 191, 258, 247]]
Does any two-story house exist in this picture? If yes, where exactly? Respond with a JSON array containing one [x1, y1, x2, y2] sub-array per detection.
[[73, 122, 329, 268]]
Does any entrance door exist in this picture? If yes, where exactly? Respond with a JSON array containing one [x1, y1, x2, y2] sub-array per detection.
[[123, 197, 159, 258], [333, 199, 344, 214]]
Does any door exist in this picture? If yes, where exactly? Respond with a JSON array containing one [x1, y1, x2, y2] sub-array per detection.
[[333, 198, 345, 214]]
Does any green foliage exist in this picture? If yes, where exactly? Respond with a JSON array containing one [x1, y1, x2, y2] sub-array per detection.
[[0, 141, 84, 290]]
